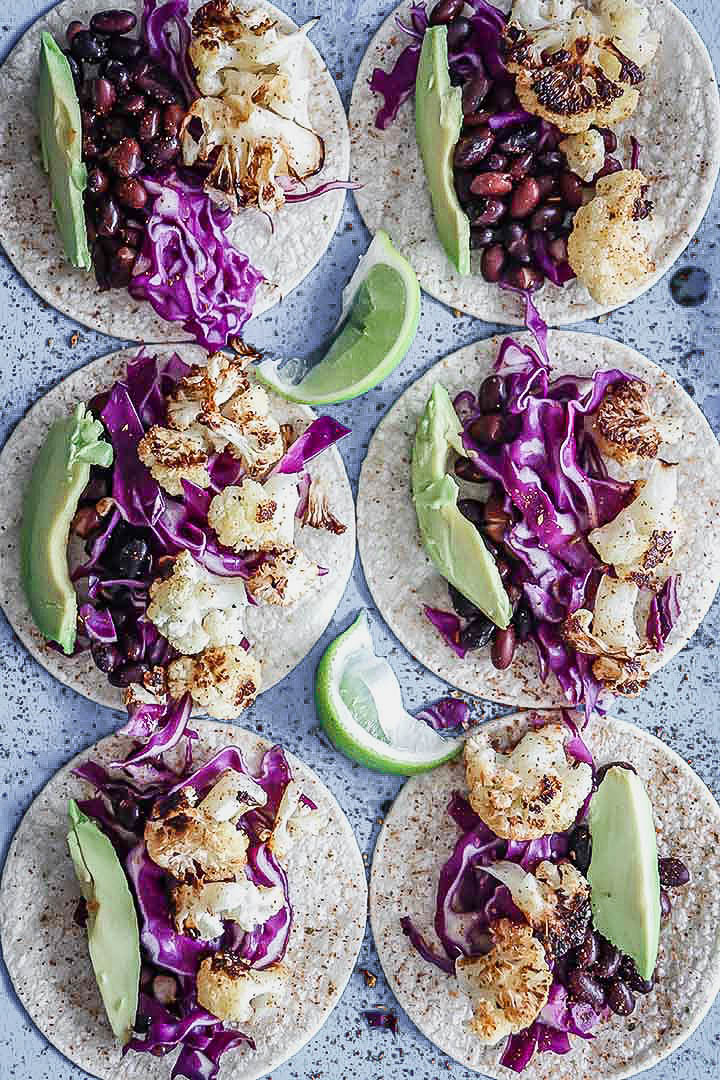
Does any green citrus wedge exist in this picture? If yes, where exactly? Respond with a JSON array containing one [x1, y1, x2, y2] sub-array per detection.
[[315, 611, 462, 775], [256, 230, 421, 404]]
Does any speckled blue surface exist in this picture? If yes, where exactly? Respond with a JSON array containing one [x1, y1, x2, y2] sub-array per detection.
[[0, 2, 719, 1079]]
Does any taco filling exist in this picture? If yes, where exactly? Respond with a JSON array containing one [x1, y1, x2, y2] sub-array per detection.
[[20, 343, 349, 731], [40, 1, 346, 348], [412, 295, 682, 715], [400, 718, 690, 1072], [370, 0, 657, 302]]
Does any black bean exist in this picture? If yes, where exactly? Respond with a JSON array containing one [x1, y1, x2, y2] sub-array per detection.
[[530, 204, 564, 231], [462, 109, 492, 129], [503, 222, 531, 263], [447, 16, 473, 49], [472, 197, 506, 227], [620, 956, 655, 994], [535, 174, 557, 200], [117, 92, 146, 116], [658, 857, 690, 888], [87, 166, 110, 197], [108, 245, 137, 287], [115, 797, 141, 829], [491, 626, 516, 670], [592, 939, 621, 980], [537, 151, 564, 171], [91, 642, 122, 673], [660, 889, 672, 921], [120, 223, 145, 249], [469, 414, 505, 446], [120, 629, 145, 663], [63, 51, 84, 90], [134, 72, 180, 105], [575, 930, 600, 969], [454, 456, 487, 483], [510, 176, 541, 218], [491, 82, 515, 111], [595, 761, 637, 787], [83, 133, 103, 160], [66, 20, 86, 46], [548, 234, 569, 262], [606, 980, 635, 1016], [110, 36, 146, 63], [91, 77, 117, 115], [513, 600, 533, 642], [455, 129, 494, 168], [485, 152, 508, 172], [457, 498, 485, 531], [117, 537, 151, 578], [510, 151, 534, 180], [138, 106, 161, 142], [115, 177, 148, 210], [163, 103, 186, 138], [481, 243, 506, 283], [448, 583, 481, 621], [460, 616, 496, 652], [429, 0, 464, 25], [454, 170, 475, 208], [90, 10, 138, 35], [71, 30, 109, 63], [92, 243, 110, 290], [478, 375, 506, 413], [470, 226, 497, 250], [568, 970, 605, 1010], [100, 58, 132, 95], [103, 114, 130, 142], [105, 136, 143, 178], [109, 662, 148, 688], [568, 824, 592, 874], [559, 171, 584, 209], [95, 194, 121, 238], [462, 71, 490, 116], [143, 135, 180, 169], [498, 125, 541, 155]]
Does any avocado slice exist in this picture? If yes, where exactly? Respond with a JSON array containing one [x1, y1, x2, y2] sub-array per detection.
[[67, 800, 141, 1044], [38, 31, 91, 270], [20, 404, 113, 654], [415, 27, 471, 276], [588, 766, 661, 981], [412, 385, 511, 628]]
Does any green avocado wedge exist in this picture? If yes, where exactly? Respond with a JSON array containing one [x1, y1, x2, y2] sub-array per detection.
[[67, 800, 141, 1043], [412, 385, 511, 629], [588, 766, 661, 981], [415, 27, 470, 276], [20, 404, 113, 654], [38, 32, 91, 270]]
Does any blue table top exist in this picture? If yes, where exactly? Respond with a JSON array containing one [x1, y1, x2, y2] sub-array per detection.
[[1, 3, 718, 1079]]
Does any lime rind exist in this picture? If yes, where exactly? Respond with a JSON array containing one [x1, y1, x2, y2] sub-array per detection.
[[316, 611, 462, 775]]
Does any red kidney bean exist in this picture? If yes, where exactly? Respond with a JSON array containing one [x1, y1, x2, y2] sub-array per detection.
[[90, 10, 138, 35], [575, 931, 599, 969], [120, 223, 145, 249], [144, 135, 181, 169], [115, 177, 148, 210], [485, 152, 508, 171], [139, 106, 162, 142], [658, 857, 690, 887], [473, 197, 506, 226], [505, 265, 544, 290], [457, 499, 486, 530], [479, 375, 506, 413], [71, 505, 103, 538], [660, 889, 672, 920], [559, 171, 584, 208], [81, 107, 98, 133], [91, 77, 117, 115], [83, 134, 103, 160], [135, 72, 180, 105], [455, 128, 495, 168], [71, 30, 109, 63], [510, 176, 541, 218], [592, 939, 621, 979], [447, 16, 473, 48], [491, 626, 516, 670], [109, 662, 148, 688], [95, 194, 121, 238], [548, 233, 569, 262], [91, 642, 122, 673], [163, 103, 186, 137], [66, 20, 86, 45], [117, 92, 146, 115], [86, 166, 110, 197], [491, 82, 516, 110], [537, 150, 564, 171], [103, 114, 130, 142], [495, 558, 512, 581], [535, 174, 557, 200], [481, 244, 506, 283], [469, 414, 505, 445], [595, 126, 618, 153], [621, 956, 655, 994], [454, 456, 489, 483], [595, 155, 622, 180], [110, 36, 146, 62], [100, 58, 132, 94], [454, 170, 475, 208], [606, 980, 635, 1016], [105, 136, 143, 177], [530, 203, 564, 231], [471, 172, 512, 197], [460, 617, 496, 651], [470, 226, 497, 249], [568, 971, 605, 1010], [430, 0, 464, 24], [63, 51, 84, 89], [462, 110, 492, 129], [503, 222, 531, 263], [510, 151, 534, 180], [462, 71, 490, 116], [120, 627, 145, 662]]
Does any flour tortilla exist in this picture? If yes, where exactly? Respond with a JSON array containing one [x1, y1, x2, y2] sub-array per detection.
[[0, 344, 356, 710], [370, 709, 720, 1078], [349, 0, 720, 326], [0, 0, 349, 342], [0, 722, 367, 1079], [357, 330, 720, 707]]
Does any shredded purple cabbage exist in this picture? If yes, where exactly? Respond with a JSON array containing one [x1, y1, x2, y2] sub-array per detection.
[[647, 574, 682, 652], [129, 171, 264, 350], [630, 135, 641, 171], [271, 416, 351, 475], [114, 693, 195, 770], [141, 0, 198, 107], [78, 603, 117, 644], [423, 605, 467, 658], [417, 697, 470, 732], [284, 179, 362, 203]]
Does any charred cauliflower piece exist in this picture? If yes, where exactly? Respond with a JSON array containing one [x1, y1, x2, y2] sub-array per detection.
[[172, 877, 284, 939], [567, 170, 655, 305], [504, 0, 658, 134], [197, 952, 288, 1023], [456, 919, 552, 1044], [167, 351, 251, 431], [208, 476, 299, 552], [168, 646, 262, 719], [558, 128, 605, 181], [484, 860, 591, 956], [137, 425, 210, 495], [593, 380, 681, 465], [464, 724, 593, 841], [144, 788, 249, 881], [198, 768, 267, 822], [245, 548, 318, 606], [146, 549, 249, 654], [592, 653, 650, 695], [588, 460, 678, 579]]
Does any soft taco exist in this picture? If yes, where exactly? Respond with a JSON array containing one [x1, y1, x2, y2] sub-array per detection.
[[0, 343, 355, 720], [0, 0, 350, 347], [370, 709, 720, 1077], [357, 312, 720, 712], [0, 720, 367, 1079], [348, 0, 720, 326]]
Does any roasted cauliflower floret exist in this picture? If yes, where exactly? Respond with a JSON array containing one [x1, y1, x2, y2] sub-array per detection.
[[198, 768, 267, 822], [592, 653, 650, 695], [167, 646, 262, 719], [270, 780, 323, 858], [565, 574, 643, 657], [456, 920, 552, 1044], [137, 425, 211, 496], [146, 549, 248, 654], [245, 548, 318, 606], [167, 351, 251, 431], [559, 128, 606, 181], [592, 380, 682, 465], [504, 0, 658, 134], [301, 482, 348, 534], [464, 724, 593, 841], [484, 860, 591, 957], [144, 788, 249, 882], [567, 170, 655, 305], [208, 476, 299, 552], [172, 877, 285, 939], [196, 952, 288, 1023], [588, 460, 678, 577], [210, 385, 284, 477]]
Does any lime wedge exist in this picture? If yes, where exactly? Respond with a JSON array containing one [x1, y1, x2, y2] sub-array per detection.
[[256, 230, 421, 404], [315, 611, 462, 774]]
